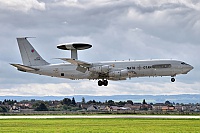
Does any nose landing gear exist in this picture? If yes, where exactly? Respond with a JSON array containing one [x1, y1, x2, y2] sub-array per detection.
[[171, 77, 175, 82], [98, 80, 108, 86]]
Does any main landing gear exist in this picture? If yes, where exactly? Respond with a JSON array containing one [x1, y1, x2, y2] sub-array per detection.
[[98, 80, 108, 86], [171, 77, 175, 82]]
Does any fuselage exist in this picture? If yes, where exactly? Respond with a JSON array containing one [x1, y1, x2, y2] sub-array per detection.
[[12, 38, 194, 86], [29, 59, 193, 80]]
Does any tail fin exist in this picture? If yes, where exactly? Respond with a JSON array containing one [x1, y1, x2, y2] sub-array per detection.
[[17, 37, 49, 66]]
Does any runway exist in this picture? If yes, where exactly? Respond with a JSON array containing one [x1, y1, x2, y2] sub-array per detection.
[[0, 115, 199, 119]]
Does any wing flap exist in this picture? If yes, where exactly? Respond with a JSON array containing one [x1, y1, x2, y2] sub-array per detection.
[[10, 64, 39, 72]]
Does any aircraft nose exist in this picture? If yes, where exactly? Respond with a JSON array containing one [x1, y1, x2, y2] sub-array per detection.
[[182, 64, 193, 74], [189, 65, 194, 70], [186, 64, 193, 71]]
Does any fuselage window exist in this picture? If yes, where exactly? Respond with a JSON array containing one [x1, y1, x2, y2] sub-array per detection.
[[152, 64, 171, 69], [61, 73, 65, 76]]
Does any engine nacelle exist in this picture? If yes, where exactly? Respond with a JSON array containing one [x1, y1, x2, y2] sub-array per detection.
[[109, 69, 128, 78], [89, 65, 110, 73]]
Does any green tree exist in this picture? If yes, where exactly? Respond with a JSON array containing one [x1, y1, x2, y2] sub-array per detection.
[[142, 99, 147, 104], [62, 98, 72, 106], [127, 100, 133, 105], [35, 103, 48, 111], [81, 97, 85, 103], [87, 100, 97, 104], [72, 97, 76, 105], [118, 101, 126, 106], [0, 106, 8, 112], [107, 100, 115, 106], [165, 101, 171, 105]]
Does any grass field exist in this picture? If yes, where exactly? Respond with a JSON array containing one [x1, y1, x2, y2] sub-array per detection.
[[0, 118, 199, 133]]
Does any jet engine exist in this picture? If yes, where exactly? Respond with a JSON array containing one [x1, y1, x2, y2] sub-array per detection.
[[89, 65, 110, 73], [109, 69, 128, 78]]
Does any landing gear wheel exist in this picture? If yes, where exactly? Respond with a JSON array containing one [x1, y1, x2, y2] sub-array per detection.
[[98, 80, 103, 86], [171, 78, 175, 82], [98, 80, 108, 86], [103, 80, 108, 86]]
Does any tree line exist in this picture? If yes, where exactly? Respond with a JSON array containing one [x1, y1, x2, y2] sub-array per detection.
[[1, 97, 198, 112], [0, 97, 139, 112]]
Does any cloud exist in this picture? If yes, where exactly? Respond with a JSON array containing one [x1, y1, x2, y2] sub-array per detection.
[[125, 1, 200, 44], [0, 0, 45, 12], [133, 0, 200, 11], [0, 0, 199, 96], [0, 81, 199, 96]]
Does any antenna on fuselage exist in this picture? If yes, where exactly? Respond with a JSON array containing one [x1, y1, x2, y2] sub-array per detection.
[[57, 43, 92, 59]]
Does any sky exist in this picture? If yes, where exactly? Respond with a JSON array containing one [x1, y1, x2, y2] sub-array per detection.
[[0, 0, 199, 96]]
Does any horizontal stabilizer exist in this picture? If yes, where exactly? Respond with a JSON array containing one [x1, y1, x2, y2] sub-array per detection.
[[10, 64, 39, 72], [57, 58, 92, 67]]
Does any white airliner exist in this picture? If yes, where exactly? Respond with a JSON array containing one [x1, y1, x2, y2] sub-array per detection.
[[11, 38, 193, 86]]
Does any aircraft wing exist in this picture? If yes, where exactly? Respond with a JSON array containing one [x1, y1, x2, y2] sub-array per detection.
[[10, 64, 39, 72], [57, 58, 92, 73], [57, 58, 92, 67]]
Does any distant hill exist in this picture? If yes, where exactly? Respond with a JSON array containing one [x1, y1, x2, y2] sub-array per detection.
[[0, 94, 199, 104]]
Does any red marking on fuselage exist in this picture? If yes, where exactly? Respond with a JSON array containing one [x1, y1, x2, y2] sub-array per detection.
[[31, 49, 34, 53]]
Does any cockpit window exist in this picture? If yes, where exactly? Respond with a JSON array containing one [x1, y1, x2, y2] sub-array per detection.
[[181, 62, 188, 65]]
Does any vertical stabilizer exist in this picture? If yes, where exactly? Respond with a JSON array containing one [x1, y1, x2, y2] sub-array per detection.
[[17, 38, 49, 66]]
